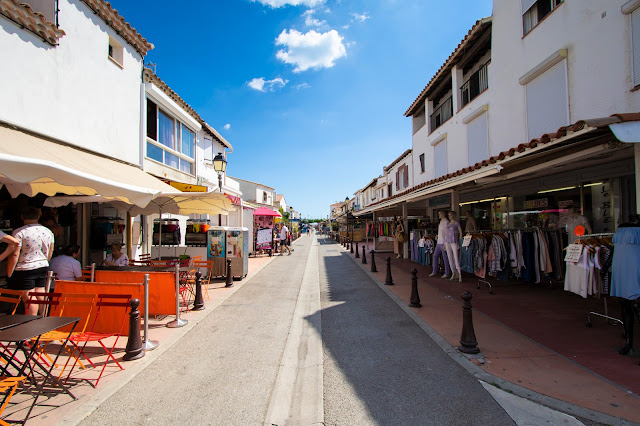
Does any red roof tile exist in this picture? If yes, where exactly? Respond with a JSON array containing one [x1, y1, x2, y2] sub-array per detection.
[[0, 0, 66, 45]]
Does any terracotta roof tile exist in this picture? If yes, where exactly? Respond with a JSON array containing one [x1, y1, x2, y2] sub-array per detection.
[[383, 148, 412, 172], [359, 113, 639, 211], [80, 0, 153, 55], [405, 17, 492, 117], [0, 0, 66, 45]]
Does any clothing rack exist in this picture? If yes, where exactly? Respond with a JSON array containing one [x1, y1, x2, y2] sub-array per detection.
[[574, 233, 622, 328]]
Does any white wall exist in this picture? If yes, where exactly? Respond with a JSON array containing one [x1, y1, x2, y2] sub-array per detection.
[[490, 0, 640, 154], [0, 0, 143, 164]]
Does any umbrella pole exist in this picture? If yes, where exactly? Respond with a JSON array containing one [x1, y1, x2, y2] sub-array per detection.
[[158, 207, 162, 260]]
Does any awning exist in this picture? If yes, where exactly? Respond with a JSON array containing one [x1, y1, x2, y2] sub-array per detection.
[[0, 123, 176, 206]]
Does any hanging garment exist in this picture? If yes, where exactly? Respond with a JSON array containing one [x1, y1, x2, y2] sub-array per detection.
[[610, 227, 640, 300]]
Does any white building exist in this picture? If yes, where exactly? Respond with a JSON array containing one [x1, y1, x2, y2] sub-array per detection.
[[232, 177, 276, 208]]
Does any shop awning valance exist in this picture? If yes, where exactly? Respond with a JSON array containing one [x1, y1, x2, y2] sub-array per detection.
[[0, 124, 176, 207]]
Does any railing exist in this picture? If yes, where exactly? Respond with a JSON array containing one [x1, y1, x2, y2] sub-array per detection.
[[429, 96, 453, 133], [460, 61, 489, 108]]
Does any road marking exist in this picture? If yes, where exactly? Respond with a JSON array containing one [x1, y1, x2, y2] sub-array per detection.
[[264, 240, 323, 426]]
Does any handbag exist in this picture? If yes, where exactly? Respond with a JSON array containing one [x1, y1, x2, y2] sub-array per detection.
[[397, 232, 407, 243]]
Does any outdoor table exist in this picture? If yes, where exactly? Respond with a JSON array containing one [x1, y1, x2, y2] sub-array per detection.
[[0, 316, 80, 424], [0, 314, 39, 331]]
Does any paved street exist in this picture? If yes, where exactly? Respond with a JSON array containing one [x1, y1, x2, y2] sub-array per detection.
[[80, 234, 515, 425]]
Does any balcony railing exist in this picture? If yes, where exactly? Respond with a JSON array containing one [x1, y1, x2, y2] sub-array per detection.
[[429, 96, 453, 133], [460, 61, 489, 109]]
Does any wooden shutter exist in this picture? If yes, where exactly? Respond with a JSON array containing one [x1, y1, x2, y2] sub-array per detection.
[[632, 9, 640, 86], [525, 59, 569, 141], [403, 165, 409, 188], [396, 170, 399, 190], [467, 113, 489, 166]]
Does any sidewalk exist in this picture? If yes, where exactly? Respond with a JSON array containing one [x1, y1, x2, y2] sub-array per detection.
[[2, 254, 277, 425], [345, 238, 640, 424]]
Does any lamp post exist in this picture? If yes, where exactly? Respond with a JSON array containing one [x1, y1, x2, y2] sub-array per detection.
[[213, 152, 227, 193]]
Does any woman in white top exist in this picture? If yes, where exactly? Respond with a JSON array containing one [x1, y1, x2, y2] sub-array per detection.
[[48, 244, 82, 284], [103, 243, 129, 267]]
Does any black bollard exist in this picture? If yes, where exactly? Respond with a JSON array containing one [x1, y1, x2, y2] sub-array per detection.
[[361, 245, 367, 264], [192, 271, 205, 311], [409, 268, 422, 307], [350, 239, 354, 253], [458, 291, 480, 354], [385, 257, 394, 285], [123, 298, 144, 361], [370, 250, 377, 272], [355, 242, 360, 258], [225, 259, 234, 288]]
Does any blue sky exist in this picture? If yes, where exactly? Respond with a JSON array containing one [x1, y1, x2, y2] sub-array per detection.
[[109, 0, 493, 219]]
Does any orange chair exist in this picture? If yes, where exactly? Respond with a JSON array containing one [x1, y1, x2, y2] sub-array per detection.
[[0, 289, 24, 315], [179, 269, 197, 310], [190, 255, 202, 266], [34, 293, 96, 376], [192, 261, 214, 300], [81, 269, 93, 282], [0, 376, 26, 426], [64, 294, 132, 388]]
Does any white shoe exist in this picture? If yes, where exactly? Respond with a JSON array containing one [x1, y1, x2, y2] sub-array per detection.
[[441, 274, 450, 279], [429, 272, 436, 277]]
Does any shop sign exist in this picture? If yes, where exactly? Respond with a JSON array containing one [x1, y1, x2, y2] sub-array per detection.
[[523, 198, 548, 209], [225, 193, 242, 206], [564, 244, 583, 263], [256, 228, 272, 247], [163, 180, 208, 192], [429, 194, 451, 207], [591, 182, 611, 233], [462, 235, 472, 247]]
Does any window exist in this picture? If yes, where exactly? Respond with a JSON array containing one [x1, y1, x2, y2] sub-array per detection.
[[413, 107, 426, 134], [430, 96, 453, 133], [525, 60, 569, 141], [522, 0, 563, 36], [467, 114, 489, 166], [203, 137, 214, 162], [108, 35, 123, 67], [396, 164, 409, 190], [632, 8, 640, 87], [146, 99, 196, 174], [434, 140, 447, 179], [419, 153, 425, 173], [460, 62, 489, 108], [263, 191, 267, 203], [388, 184, 393, 198]]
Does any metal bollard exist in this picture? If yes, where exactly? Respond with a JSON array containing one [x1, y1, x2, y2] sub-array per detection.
[[361, 245, 367, 264], [458, 291, 480, 354], [385, 257, 394, 285], [142, 274, 158, 351], [225, 259, 234, 288], [355, 242, 360, 258], [350, 239, 354, 253], [370, 250, 377, 272], [409, 268, 421, 307], [167, 264, 188, 328], [192, 271, 205, 311], [123, 298, 145, 360]]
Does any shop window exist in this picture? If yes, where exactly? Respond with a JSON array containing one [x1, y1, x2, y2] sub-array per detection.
[[522, 0, 563, 36], [525, 60, 569, 141], [146, 99, 195, 175], [434, 140, 447, 178], [419, 153, 425, 173]]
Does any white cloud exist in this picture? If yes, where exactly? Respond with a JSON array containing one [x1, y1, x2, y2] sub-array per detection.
[[223, 124, 231, 130], [252, 0, 324, 8], [352, 12, 369, 22], [295, 82, 311, 89], [303, 9, 326, 27], [275, 29, 347, 72], [247, 77, 289, 92]]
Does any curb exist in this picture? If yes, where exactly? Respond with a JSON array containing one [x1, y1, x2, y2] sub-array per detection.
[[336, 240, 634, 426], [59, 254, 278, 425]]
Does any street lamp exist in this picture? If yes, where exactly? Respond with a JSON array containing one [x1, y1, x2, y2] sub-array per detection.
[[213, 152, 227, 193]]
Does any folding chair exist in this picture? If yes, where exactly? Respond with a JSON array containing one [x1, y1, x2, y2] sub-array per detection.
[[64, 294, 131, 387], [0, 289, 24, 315], [81, 269, 93, 282], [0, 376, 26, 426], [192, 261, 214, 300], [179, 269, 197, 310], [190, 255, 202, 266], [33, 293, 96, 376]]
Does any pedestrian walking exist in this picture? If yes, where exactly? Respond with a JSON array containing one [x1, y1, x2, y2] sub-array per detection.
[[280, 224, 291, 255]]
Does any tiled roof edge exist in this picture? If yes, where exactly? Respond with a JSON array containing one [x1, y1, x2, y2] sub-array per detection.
[[404, 17, 492, 117], [0, 0, 66, 45], [383, 148, 412, 172], [144, 68, 203, 124], [80, 0, 153, 56]]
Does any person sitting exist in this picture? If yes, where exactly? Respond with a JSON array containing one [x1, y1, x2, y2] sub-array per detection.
[[102, 243, 128, 267], [48, 244, 82, 284]]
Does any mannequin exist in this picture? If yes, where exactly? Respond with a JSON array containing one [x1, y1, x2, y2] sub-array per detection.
[[430, 211, 451, 278], [393, 217, 405, 259], [566, 206, 592, 244], [445, 211, 463, 282]]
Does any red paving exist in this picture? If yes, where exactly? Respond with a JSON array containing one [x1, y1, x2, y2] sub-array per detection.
[[347, 239, 640, 423]]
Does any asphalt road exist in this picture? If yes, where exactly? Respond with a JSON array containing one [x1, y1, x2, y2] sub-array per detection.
[[80, 234, 514, 425]]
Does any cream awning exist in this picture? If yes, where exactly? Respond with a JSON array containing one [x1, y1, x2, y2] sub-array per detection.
[[0, 124, 176, 206]]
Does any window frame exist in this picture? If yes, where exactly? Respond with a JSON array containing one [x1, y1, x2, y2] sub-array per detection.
[[146, 99, 196, 175], [522, 0, 563, 37], [419, 153, 426, 173]]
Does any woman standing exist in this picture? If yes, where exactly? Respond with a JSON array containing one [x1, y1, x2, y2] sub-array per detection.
[[445, 211, 463, 282]]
